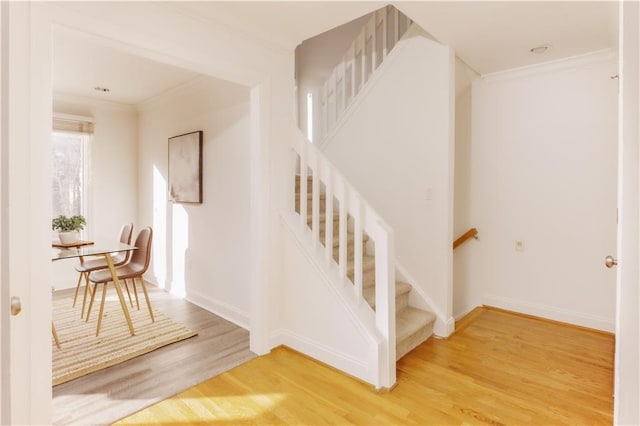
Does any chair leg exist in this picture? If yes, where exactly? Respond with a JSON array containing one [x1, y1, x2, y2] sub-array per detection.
[[123, 279, 134, 308], [96, 284, 108, 337], [80, 272, 92, 319], [138, 277, 154, 322], [132, 278, 140, 310], [52, 322, 61, 349], [72, 272, 84, 307], [86, 280, 98, 322]]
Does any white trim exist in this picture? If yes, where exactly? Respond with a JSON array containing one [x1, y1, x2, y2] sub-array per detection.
[[483, 295, 615, 333], [481, 48, 617, 83], [185, 289, 250, 330], [51, 112, 95, 123], [135, 75, 210, 113], [270, 328, 377, 386], [53, 92, 136, 112]]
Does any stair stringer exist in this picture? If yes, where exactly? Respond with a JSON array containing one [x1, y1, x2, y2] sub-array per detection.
[[271, 213, 388, 388]]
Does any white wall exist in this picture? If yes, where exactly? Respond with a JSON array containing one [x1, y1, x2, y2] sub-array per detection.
[[468, 51, 618, 331], [137, 77, 252, 328], [322, 26, 455, 333], [52, 94, 138, 289]]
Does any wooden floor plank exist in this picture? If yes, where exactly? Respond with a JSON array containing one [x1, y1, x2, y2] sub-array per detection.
[[52, 285, 256, 426], [116, 307, 614, 425]]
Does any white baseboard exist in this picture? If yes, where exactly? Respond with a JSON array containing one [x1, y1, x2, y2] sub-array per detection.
[[483, 295, 615, 333], [185, 289, 250, 330], [433, 316, 455, 337], [270, 329, 376, 386], [142, 276, 250, 330]]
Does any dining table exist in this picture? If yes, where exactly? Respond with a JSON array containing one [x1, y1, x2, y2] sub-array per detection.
[[52, 241, 138, 336]]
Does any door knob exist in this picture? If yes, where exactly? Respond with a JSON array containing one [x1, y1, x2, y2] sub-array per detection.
[[605, 255, 618, 268], [10, 296, 22, 316]]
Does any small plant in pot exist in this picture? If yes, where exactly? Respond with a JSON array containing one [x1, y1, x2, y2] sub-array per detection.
[[52, 215, 86, 244]]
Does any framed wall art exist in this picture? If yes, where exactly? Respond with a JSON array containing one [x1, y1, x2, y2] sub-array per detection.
[[168, 130, 203, 204]]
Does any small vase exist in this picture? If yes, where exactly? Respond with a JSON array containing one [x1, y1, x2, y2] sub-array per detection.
[[59, 231, 81, 244]]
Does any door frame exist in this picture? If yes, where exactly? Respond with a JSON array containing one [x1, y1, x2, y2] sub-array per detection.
[[614, 1, 640, 424], [1, 2, 285, 423]]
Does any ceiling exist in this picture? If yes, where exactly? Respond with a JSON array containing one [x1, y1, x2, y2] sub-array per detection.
[[53, 29, 200, 105], [396, 1, 618, 75], [53, 1, 619, 104]]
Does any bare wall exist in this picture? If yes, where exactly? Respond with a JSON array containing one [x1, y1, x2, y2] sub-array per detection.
[[137, 76, 252, 327], [469, 51, 618, 331]]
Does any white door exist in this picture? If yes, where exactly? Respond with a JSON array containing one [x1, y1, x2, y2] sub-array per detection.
[[0, 2, 52, 424], [614, 1, 640, 424]]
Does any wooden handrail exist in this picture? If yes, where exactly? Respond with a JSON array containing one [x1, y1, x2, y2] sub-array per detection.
[[453, 228, 478, 249]]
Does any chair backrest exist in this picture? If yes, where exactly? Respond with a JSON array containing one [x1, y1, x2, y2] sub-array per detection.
[[117, 223, 134, 264], [128, 227, 153, 275], [120, 223, 133, 244]]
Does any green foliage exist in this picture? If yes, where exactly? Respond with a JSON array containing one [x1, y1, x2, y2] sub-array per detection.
[[51, 215, 86, 232]]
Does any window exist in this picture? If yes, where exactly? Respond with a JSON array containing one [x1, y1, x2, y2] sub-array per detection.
[[51, 114, 93, 236], [51, 131, 87, 218]]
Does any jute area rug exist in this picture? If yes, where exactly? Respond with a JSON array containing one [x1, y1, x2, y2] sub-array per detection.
[[52, 295, 197, 386]]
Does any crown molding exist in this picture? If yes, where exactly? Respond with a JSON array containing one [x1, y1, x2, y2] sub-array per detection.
[[53, 92, 137, 113], [135, 76, 212, 113], [481, 49, 617, 84]]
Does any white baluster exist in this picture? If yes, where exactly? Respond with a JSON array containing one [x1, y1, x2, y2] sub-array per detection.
[[311, 155, 320, 244], [353, 198, 363, 300], [382, 7, 388, 58], [299, 146, 308, 232], [338, 180, 348, 281], [359, 29, 366, 91], [370, 14, 377, 75], [291, 149, 298, 214], [324, 168, 334, 262], [340, 61, 346, 116], [393, 7, 399, 47], [349, 45, 356, 102]]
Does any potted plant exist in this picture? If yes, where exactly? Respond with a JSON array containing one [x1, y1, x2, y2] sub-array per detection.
[[52, 215, 86, 244]]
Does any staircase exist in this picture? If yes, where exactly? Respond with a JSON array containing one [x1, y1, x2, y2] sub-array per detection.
[[295, 174, 436, 360]]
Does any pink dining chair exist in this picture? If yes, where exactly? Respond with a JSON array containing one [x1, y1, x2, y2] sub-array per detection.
[[86, 227, 155, 336], [72, 223, 133, 318]]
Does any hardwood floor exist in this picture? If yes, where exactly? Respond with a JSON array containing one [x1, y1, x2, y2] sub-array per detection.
[[52, 285, 256, 426], [116, 307, 614, 425]]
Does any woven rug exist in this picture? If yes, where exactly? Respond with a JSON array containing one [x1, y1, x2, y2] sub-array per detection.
[[52, 296, 197, 386]]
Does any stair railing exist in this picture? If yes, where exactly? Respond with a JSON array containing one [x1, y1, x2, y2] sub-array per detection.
[[319, 5, 412, 141], [453, 228, 478, 249], [291, 129, 397, 387]]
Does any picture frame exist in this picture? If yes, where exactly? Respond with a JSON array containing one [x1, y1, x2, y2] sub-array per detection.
[[168, 131, 203, 204]]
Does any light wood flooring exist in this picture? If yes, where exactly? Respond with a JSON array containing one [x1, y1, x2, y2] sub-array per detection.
[[52, 285, 256, 426], [116, 307, 614, 425]]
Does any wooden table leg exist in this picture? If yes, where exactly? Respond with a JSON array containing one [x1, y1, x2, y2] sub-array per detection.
[[104, 253, 135, 336]]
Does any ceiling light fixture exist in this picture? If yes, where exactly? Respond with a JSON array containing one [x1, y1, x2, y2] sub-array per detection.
[[529, 45, 550, 55], [94, 86, 110, 93]]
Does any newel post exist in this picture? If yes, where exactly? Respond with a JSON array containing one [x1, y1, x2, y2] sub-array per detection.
[[374, 222, 396, 388]]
